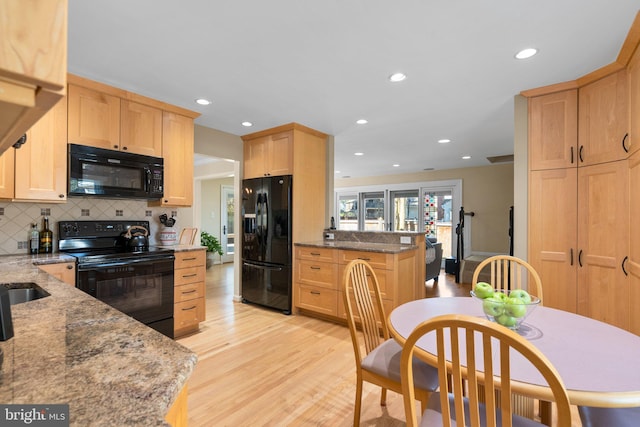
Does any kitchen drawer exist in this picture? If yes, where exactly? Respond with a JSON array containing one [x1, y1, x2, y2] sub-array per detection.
[[297, 284, 338, 317], [174, 281, 205, 303], [296, 259, 339, 290], [174, 265, 205, 286], [174, 298, 205, 331], [296, 246, 338, 263], [338, 263, 391, 300], [339, 250, 392, 270], [175, 250, 206, 269], [337, 290, 393, 322]]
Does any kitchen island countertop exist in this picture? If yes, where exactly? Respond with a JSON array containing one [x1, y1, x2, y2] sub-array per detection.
[[0, 253, 197, 426], [295, 240, 417, 253]]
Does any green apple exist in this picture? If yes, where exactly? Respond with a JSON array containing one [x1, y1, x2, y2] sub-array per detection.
[[482, 296, 504, 317], [492, 291, 508, 302], [473, 282, 494, 299], [505, 297, 527, 318], [509, 289, 532, 304], [496, 313, 517, 328]]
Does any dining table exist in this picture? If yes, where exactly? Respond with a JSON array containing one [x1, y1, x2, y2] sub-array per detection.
[[388, 297, 640, 424]]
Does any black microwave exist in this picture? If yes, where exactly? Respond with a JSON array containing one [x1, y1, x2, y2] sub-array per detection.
[[68, 144, 164, 200]]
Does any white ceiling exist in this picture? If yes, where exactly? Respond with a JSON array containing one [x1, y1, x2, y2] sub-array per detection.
[[68, 1, 640, 178]]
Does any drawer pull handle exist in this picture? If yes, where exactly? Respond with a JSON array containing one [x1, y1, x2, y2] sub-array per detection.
[[182, 306, 197, 311], [182, 274, 198, 278], [182, 257, 197, 261], [182, 289, 197, 294], [310, 291, 321, 295], [310, 266, 321, 270], [358, 257, 371, 261], [310, 252, 321, 256]]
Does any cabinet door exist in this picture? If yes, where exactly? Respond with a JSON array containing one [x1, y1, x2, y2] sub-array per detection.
[[0, 0, 67, 90], [161, 112, 194, 206], [628, 44, 640, 156], [120, 100, 162, 156], [68, 84, 120, 150], [38, 262, 76, 286], [578, 70, 629, 166], [0, 148, 15, 199], [628, 151, 640, 334], [243, 136, 268, 179], [267, 131, 293, 176], [577, 161, 629, 329], [528, 168, 577, 312], [529, 90, 578, 170], [14, 98, 67, 201]]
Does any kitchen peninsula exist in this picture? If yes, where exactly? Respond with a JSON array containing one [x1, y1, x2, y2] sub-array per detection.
[[0, 254, 196, 426], [294, 230, 426, 320]]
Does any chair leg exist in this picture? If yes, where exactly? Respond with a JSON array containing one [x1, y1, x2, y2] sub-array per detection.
[[354, 378, 363, 426], [380, 387, 388, 406]]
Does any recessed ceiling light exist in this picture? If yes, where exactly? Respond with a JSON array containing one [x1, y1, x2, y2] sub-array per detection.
[[389, 72, 407, 83], [356, 119, 368, 125], [195, 98, 211, 105], [241, 121, 253, 127], [354, 152, 364, 156], [462, 155, 472, 160], [515, 48, 538, 59], [393, 164, 400, 167], [438, 139, 451, 144], [335, 170, 341, 174]]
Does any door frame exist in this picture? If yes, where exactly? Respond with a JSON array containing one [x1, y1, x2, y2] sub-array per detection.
[[220, 184, 235, 263]]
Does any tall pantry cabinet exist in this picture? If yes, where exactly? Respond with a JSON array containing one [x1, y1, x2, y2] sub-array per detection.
[[526, 19, 640, 333]]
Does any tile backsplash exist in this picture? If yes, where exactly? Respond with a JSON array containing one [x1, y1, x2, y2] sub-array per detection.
[[0, 198, 184, 255]]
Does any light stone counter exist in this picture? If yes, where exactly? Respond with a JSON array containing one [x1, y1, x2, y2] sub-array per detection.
[[0, 253, 197, 426]]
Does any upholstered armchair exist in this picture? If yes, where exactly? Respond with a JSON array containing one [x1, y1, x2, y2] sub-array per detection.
[[426, 238, 443, 283]]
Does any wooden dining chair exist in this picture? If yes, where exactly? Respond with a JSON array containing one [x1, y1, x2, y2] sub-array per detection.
[[178, 227, 198, 245], [400, 313, 572, 427], [578, 405, 640, 426], [472, 255, 543, 302], [343, 259, 439, 426]]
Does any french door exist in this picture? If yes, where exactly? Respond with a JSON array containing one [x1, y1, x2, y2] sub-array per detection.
[[221, 185, 235, 263]]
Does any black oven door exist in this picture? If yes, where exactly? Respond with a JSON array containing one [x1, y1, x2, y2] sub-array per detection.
[[76, 255, 175, 338]]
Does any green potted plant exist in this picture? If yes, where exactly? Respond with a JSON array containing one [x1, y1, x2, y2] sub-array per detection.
[[201, 231, 223, 268]]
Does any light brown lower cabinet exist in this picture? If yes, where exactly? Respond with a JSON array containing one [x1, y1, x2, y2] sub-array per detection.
[[294, 245, 420, 320], [37, 261, 76, 286], [165, 385, 188, 427], [174, 250, 206, 337]]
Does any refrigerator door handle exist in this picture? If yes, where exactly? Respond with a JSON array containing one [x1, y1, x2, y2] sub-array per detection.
[[243, 261, 284, 272]]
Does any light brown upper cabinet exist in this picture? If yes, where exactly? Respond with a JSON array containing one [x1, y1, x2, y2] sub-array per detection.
[[628, 42, 640, 156], [0, 0, 68, 156], [578, 70, 629, 166], [0, 97, 67, 202], [243, 130, 293, 179], [67, 84, 120, 151], [528, 90, 578, 171], [157, 112, 194, 207], [120, 100, 163, 157]]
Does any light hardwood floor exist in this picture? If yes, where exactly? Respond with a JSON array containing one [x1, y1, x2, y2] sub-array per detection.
[[177, 265, 580, 427]]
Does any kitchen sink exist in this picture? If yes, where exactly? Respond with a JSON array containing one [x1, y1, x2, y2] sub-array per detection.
[[0, 282, 50, 305]]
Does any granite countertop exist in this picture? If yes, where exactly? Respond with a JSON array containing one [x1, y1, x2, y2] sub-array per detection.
[[295, 240, 417, 253], [0, 253, 197, 426]]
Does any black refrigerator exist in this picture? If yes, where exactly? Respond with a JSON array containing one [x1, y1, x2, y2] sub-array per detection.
[[241, 175, 292, 314]]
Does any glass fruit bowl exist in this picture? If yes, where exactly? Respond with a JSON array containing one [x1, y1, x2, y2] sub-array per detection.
[[470, 289, 541, 330]]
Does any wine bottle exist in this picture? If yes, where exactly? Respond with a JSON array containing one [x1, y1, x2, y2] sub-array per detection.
[[29, 223, 39, 255], [39, 216, 53, 254]]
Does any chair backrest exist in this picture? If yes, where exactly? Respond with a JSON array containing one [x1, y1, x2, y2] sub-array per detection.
[[400, 314, 572, 427], [471, 255, 543, 303], [343, 259, 389, 366], [179, 227, 198, 245]]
